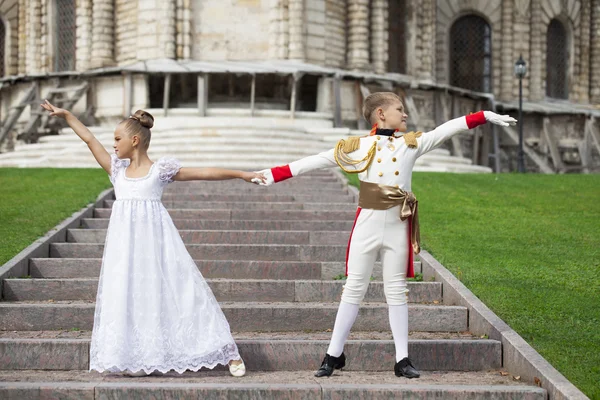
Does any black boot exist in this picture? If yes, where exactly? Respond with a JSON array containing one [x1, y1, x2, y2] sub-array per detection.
[[394, 357, 420, 378], [314, 353, 346, 377]]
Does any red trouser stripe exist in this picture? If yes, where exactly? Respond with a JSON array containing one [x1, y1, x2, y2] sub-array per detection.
[[406, 218, 415, 278], [345, 207, 362, 276]]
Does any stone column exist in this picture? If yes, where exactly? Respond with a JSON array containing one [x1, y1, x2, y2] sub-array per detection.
[[347, 0, 370, 70], [500, 0, 514, 101], [288, 0, 305, 60], [76, 0, 92, 71], [578, 0, 591, 103], [159, 0, 176, 59], [370, 0, 387, 74], [513, 0, 531, 100], [529, 0, 544, 101], [90, 0, 115, 68], [115, 0, 137, 65], [278, 0, 290, 59], [416, 0, 434, 80], [325, 0, 346, 67], [18, 0, 27, 74], [268, 0, 282, 59], [590, 0, 600, 102], [26, 0, 42, 74], [176, 0, 192, 59]]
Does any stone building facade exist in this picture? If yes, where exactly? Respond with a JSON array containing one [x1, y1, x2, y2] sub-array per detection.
[[1, 0, 600, 171]]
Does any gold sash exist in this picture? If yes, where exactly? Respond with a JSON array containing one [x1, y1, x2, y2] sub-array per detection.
[[358, 181, 420, 254]]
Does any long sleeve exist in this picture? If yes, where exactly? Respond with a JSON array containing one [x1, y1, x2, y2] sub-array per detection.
[[415, 111, 487, 157], [270, 148, 337, 182]]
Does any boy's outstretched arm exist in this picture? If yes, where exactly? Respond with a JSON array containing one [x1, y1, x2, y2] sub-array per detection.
[[173, 167, 265, 183], [41, 100, 111, 174], [416, 111, 516, 157], [256, 148, 338, 186]]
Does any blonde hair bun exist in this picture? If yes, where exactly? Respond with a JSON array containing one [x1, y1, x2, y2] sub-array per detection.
[[131, 110, 154, 129]]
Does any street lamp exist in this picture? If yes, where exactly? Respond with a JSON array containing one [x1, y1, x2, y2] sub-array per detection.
[[514, 55, 527, 173]]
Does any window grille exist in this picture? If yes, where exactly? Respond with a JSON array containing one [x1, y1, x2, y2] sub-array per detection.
[[449, 15, 492, 93], [54, 0, 76, 72], [388, 0, 407, 73], [546, 19, 568, 99]]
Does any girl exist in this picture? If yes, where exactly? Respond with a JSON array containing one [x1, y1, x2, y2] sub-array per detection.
[[256, 92, 516, 378], [41, 100, 265, 377]]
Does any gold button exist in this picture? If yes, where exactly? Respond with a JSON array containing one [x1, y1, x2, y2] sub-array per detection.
[[392, 157, 397, 162], [377, 146, 381, 151], [395, 171, 399, 175], [377, 158, 381, 163], [396, 185, 399, 188], [376, 135, 381, 140], [378, 172, 383, 177]]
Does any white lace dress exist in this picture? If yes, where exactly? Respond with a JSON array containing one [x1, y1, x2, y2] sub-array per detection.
[[89, 155, 240, 374]]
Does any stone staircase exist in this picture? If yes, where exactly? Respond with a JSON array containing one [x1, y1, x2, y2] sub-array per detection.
[[0, 115, 492, 173], [0, 170, 545, 399]]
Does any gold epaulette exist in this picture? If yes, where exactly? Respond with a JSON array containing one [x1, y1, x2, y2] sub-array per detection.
[[334, 136, 376, 174], [339, 136, 362, 153], [402, 131, 423, 148]]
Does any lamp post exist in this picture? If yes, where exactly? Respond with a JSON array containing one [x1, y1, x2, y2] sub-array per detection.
[[514, 55, 527, 173]]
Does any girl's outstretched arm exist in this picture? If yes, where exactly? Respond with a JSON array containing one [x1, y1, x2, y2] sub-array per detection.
[[41, 100, 111, 174], [173, 167, 265, 183]]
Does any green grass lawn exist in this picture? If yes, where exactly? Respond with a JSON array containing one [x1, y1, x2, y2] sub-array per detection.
[[346, 171, 600, 399], [0, 168, 111, 266]]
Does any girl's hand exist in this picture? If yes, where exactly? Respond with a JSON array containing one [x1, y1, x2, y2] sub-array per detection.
[[253, 169, 274, 186], [244, 171, 266, 184], [40, 100, 70, 119]]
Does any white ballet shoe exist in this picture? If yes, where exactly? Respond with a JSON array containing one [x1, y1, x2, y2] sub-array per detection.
[[228, 359, 246, 377], [124, 369, 148, 377]]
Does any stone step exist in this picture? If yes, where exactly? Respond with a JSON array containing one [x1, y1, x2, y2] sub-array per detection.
[[49, 243, 348, 261], [3, 278, 440, 303], [104, 200, 356, 211], [67, 229, 351, 245], [180, 180, 345, 188], [29, 259, 421, 280], [0, 334, 500, 372], [0, 371, 546, 399], [158, 193, 356, 203], [81, 218, 356, 231], [93, 209, 357, 221], [163, 187, 350, 195], [0, 302, 467, 332]]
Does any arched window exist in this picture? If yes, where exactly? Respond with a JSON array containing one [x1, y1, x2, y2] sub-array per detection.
[[0, 19, 5, 77], [388, 0, 406, 73], [546, 19, 568, 99], [449, 15, 492, 92], [54, 0, 76, 71]]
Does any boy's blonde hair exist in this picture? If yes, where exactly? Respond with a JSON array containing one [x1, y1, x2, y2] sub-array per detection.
[[121, 110, 154, 150], [362, 92, 402, 124]]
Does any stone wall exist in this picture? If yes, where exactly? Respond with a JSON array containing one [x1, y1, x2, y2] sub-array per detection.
[[191, 0, 270, 61]]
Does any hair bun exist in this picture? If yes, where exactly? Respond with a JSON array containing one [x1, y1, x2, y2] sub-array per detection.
[[131, 110, 154, 129]]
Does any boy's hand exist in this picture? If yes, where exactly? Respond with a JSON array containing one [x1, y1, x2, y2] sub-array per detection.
[[244, 171, 266, 184], [253, 169, 274, 186], [41, 100, 70, 119], [483, 111, 517, 127]]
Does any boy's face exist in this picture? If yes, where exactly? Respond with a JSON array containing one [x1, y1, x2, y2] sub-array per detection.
[[380, 100, 408, 132]]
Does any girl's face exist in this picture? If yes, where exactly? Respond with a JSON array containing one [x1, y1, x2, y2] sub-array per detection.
[[379, 100, 408, 132], [113, 125, 139, 159]]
